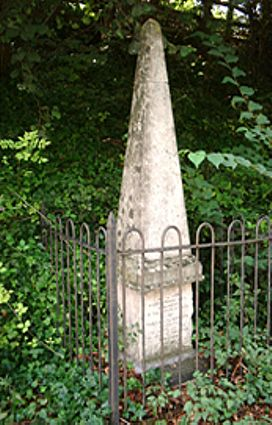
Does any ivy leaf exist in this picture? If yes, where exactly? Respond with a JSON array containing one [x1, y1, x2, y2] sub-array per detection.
[[28, 51, 41, 63], [240, 86, 255, 97], [208, 48, 223, 58], [37, 24, 48, 36], [168, 42, 179, 55], [248, 101, 263, 112], [265, 170, 272, 178], [244, 130, 257, 142], [207, 153, 224, 169], [256, 113, 270, 126], [184, 400, 193, 414], [82, 15, 91, 25], [232, 66, 246, 78], [188, 150, 206, 168], [235, 156, 251, 168], [265, 127, 272, 140], [222, 154, 237, 169], [14, 50, 26, 62], [180, 45, 196, 58], [239, 111, 253, 121], [254, 163, 267, 175], [231, 96, 245, 109], [222, 76, 238, 86], [225, 54, 238, 64], [218, 61, 232, 70], [178, 148, 190, 158], [236, 126, 248, 133]]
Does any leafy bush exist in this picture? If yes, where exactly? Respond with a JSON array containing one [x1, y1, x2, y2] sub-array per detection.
[[0, 361, 110, 424]]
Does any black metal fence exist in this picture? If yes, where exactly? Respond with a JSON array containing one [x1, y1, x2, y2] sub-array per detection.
[[43, 213, 272, 424]]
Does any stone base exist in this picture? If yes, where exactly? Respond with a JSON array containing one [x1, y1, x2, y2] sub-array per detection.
[[118, 254, 203, 372], [118, 279, 194, 372], [130, 348, 208, 383], [165, 350, 209, 384], [133, 347, 194, 376]]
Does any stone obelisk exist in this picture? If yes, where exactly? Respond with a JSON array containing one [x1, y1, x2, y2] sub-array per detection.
[[117, 19, 201, 374]]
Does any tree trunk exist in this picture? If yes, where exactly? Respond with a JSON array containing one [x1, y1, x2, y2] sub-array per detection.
[[259, 0, 272, 78], [0, 44, 11, 77], [202, 0, 213, 21], [225, 0, 234, 40]]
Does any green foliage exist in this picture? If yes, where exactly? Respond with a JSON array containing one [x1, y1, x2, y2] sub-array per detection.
[[1, 1, 272, 423], [182, 373, 246, 424], [181, 367, 272, 425], [0, 130, 50, 164], [122, 370, 181, 422], [0, 237, 59, 365], [181, 32, 272, 182], [0, 361, 110, 424], [182, 277, 272, 424], [181, 332, 272, 425]]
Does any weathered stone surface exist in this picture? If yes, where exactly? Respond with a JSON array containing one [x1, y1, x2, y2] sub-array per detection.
[[118, 255, 203, 371], [118, 279, 194, 372], [117, 18, 190, 254], [117, 18, 200, 374], [121, 255, 203, 293]]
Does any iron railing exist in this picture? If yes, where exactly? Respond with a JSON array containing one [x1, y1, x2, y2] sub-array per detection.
[[44, 213, 272, 424]]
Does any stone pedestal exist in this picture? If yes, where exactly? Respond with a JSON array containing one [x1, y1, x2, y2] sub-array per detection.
[[118, 255, 202, 373]]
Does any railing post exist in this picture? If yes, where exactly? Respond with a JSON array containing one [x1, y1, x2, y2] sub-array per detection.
[[106, 212, 119, 425]]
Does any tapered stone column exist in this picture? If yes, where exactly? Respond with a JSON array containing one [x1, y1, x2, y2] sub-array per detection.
[[117, 19, 202, 375]]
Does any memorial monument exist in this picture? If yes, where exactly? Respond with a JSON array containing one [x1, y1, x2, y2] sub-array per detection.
[[117, 19, 202, 375]]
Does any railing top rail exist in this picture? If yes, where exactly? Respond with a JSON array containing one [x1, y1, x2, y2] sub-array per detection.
[[117, 235, 272, 255]]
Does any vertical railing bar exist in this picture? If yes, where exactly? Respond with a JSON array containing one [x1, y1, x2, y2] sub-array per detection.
[[121, 236, 127, 409], [73, 226, 79, 364], [161, 227, 184, 388], [267, 223, 271, 346], [66, 220, 72, 361], [49, 223, 53, 272], [218, 227, 224, 301], [239, 224, 245, 359], [54, 222, 60, 337], [253, 216, 271, 345], [160, 246, 165, 386], [226, 227, 231, 377], [79, 237, 84, 360], [59, 218, 66, 347], [210, 229, 215, 378], [88, 238, 93, 371], [227, 219, 244, 375], [195, 232, 200, 371], [254, 224, 259, 337], [96, 231, 102, 388], [195, 223, 215, 377], [80, 225, 88, 362], [178, 240, 183, 388], [106, 213, 119, 425], [140, 243, 146, 406], [41, 204, 48, 249]]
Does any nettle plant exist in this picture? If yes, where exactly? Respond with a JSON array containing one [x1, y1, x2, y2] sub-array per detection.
[[179, 32, 272, 179]]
